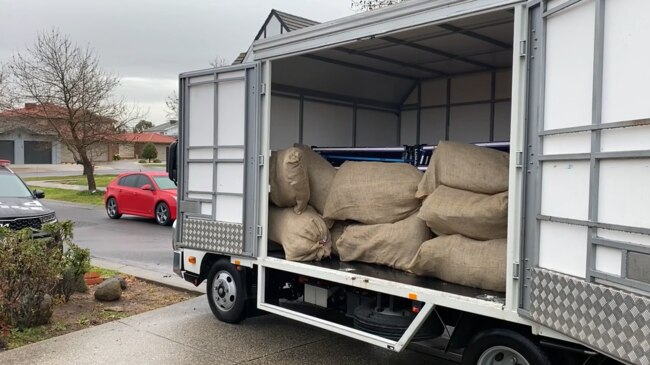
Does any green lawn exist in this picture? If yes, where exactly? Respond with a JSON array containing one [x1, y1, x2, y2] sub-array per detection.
[[24, 174, 117, 188], [89, 265, 121, 278], [30, 187, 105, 206]]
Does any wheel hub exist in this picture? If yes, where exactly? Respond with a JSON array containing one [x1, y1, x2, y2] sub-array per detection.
[[107, 200, 116, 215], [212, 271, 237, 312], [157, 205, 168, 223], [477, 346, 530, 365]]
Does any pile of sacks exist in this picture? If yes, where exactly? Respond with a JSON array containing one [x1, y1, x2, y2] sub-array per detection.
[[410, 141, 509, 292], [267, 141, 509, 292]]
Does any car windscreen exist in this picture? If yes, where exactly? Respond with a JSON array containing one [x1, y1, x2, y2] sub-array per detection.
[[153, 176, 176, 190], [0, 174, 33, 198]]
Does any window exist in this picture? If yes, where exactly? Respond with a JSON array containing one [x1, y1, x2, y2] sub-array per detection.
[[153, 176, 176, 190], [118, 175, 140, 187], [135, 175, 153, 188], [0, 173, 33, 198]]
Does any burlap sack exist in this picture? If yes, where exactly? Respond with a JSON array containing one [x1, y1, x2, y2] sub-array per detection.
[[329, 222, 349, 257], [416, 141, 509, 198], [408, 235, 506, 292], [419, 185, 508, 240], [323, 161, 423, 224], [268, 205, 331, 262], [337, 213, 432, 271], [294, 144, 337, 214], [269, 147, 310, 214]]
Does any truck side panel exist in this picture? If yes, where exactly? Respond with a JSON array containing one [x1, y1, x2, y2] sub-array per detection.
[[524, 0, 650, 363]]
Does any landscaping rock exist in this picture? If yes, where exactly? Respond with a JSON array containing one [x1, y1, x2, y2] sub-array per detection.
[[113, 276, 128, 290], [94, 278, 122, 301]]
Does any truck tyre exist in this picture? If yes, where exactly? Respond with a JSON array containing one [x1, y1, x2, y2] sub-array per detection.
[[207, 259, 247, 324], [461, 328, 550, 365]]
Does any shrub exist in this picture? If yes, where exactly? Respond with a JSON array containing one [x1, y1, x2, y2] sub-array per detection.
[[0, 222, 89, 330], [138, 159, 147, 163], [153, 159, 161, 163], [141, 143, 157, 162], [112, 154, 121, 161]]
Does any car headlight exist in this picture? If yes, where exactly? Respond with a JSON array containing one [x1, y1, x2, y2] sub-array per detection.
[[40, 213, 57, 224]]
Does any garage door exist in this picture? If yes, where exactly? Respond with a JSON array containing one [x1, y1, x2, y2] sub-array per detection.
[[24, 141, 52, 164], [0, 141, 14, 163]]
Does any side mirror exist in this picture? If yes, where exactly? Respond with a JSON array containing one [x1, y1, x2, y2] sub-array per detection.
[[141, 184, 153, 191], [34, 189, 45, 199]]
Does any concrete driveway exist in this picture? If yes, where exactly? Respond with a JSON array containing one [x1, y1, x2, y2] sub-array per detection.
[[0, 297, 454, 365]]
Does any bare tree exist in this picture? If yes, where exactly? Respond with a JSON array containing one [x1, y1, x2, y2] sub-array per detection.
[[209, 56, 229, 68], [165, 90, 178, 120], [0, 64, 8, 110], [351, 0, 403, 11], [7, 29, 141, 191]]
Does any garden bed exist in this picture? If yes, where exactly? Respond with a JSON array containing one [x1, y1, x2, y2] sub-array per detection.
[[1, 268, 196, 351]]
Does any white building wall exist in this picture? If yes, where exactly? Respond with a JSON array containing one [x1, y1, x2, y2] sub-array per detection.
[[264, 16, 283, 38]]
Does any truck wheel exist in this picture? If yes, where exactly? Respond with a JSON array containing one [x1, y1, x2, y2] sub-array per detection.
[[461, 328, 550, 365], [207, 259, 247, 324]]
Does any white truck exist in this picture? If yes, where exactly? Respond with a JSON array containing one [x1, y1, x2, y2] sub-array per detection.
[[169, 1, 650, 364]]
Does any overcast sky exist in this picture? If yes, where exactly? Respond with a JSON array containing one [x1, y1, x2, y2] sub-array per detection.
[[1, 0, 355, 125]]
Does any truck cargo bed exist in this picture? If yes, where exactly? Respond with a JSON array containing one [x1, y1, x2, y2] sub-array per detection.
[[268, 243, 503, 303], [306, 259, 504, 302]]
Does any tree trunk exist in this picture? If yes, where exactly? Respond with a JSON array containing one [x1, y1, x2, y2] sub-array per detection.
[[80, 153, 96, 191]]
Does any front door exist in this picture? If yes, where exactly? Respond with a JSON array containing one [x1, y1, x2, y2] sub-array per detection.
[[132, 174, 155, 216]]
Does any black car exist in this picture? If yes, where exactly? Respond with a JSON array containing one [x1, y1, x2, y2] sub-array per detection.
[[0, 161, 57, 234]]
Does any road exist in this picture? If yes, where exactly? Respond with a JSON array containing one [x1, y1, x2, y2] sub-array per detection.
[[46, 200, 174, 274]]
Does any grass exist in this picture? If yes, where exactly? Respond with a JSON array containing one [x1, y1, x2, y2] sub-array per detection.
[[28, 187, 104, 206], [7, 327, 49, 349], [24, 174, 117, 188], [89, 266, 120, 278]]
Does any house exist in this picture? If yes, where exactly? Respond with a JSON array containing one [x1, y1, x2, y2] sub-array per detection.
[[0, 103, 121, 164], [0, 103, 82, 164], [114, 133, 176, 161], [145, 120, 178, 137], [236, 10, 320, 65]]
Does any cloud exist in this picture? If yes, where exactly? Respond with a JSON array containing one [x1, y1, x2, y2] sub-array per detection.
[[1, 0, 355, 125]]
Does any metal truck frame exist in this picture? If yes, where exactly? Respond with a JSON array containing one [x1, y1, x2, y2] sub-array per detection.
[[170, 1, 650, 364]]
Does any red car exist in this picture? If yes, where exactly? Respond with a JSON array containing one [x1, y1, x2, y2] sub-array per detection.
[[104, 172, 177, 226]]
